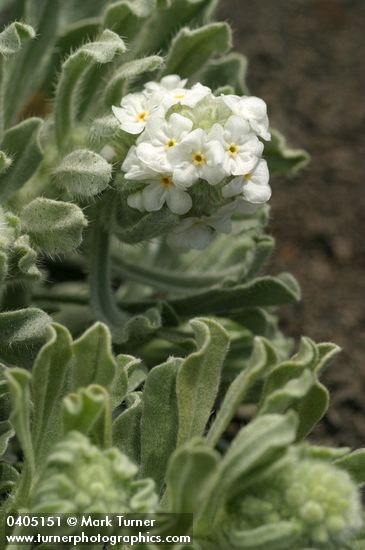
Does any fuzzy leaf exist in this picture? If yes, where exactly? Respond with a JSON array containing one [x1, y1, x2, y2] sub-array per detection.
[[264, 128, 309, 176], [72, 322, 117, 392], [0, 22, 35, 57], [63, 384, 111, 449], [0, 308, 50, 367], [4, 368, 34, 471], [0, 462, 19, 497], [198, 412, 298, 526], [0, 420, 14, 456], [0, 118, 43, 202], [166, 440, 219, 513], [54, 149, 112, 198], [103, 0, 156, 41], [176, 318, 229, 445], [335, 450, 365, 484], [113, 392, 142, 465], [207, 338, 277, 446], [201, 53, 248, 95], [31, 323, 73, 462], [162, 23, 231, 78], [226, 522, 300, 550], [296, 382, 329, 440], [21, 198, 87, 255], [119, 355, 147, 394], [54, 29, 126, 149], [140, 357, 180, 488], [104, 55, 163, 107], [0, 151, 12, 173], [9, 235, 41, 282]]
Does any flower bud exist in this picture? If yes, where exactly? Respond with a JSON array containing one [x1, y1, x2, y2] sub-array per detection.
[[32, 431, 158, 515]]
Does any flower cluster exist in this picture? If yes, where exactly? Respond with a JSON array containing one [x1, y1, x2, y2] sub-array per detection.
[[221, 452, 362, 549], [112, 75, 272, 251]]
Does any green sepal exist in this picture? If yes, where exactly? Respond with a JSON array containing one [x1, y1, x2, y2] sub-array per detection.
[[54, 29, 126, 150], [165, 439, 219, 513], [265, 128, 310, 176], [0, 118, 43, 202], [140, 357, 181, 489], [21, 198, 87, 255], [200, 53, 248, 95], [31, 323, 73, 463], [207, 337, 277, 447], [104, 55, 163, 107], [176, 318, 229, 445], [161, 23, 231, 79], [4, 368, 34, 472], [63, 384, 112, 449], [0, 308, 50, 368], [113, 392, 142, 465], [54, 149, 112, 198]]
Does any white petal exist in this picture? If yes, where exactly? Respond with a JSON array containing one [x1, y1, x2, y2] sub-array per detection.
[[205, 140, 225, 165], [251, 159, 270, 186], [225, 115, 250, 141], [166, 187, 192, 215], [127, 192, 145, 212], [201, 164, 225, 186], [169, 113, 193, 136], [142, 183, 166, 211], [222, 177, 244, 198], [173, 164, 198, 188], [243, 181, 272, 203]]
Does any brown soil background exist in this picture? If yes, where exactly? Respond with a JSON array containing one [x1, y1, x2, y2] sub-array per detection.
[[218, 0, 365, 448]]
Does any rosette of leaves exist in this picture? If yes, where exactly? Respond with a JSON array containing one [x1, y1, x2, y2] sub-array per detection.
[[1, 320, 364, 547], [0, 0, 308, 363]]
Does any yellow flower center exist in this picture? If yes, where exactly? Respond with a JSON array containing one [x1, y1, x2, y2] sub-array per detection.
[[192, 152, 206, 165], [165, 138, 176, 149], [227, 143, 238, 156], [159, 174, 173, 188], [173, 93, 185, 99], [243, 173, 252, 182], [134, 111, 148, 122]]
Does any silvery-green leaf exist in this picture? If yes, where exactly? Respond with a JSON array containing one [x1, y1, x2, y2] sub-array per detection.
[[21, 198, 87, 255], [0, 462, 19, 497], [265, 128, 309, 176], [166, 440, 219, 513], [0, 22, 35, 57], [296, 382, 329, 440], [140, 357, 181, 488], [197, 412, 298, 527], [54, 149, 112, 198], [72, 322, 117, 392], [4, 368, 34, 472], [258, 369, 314, 416], [104, 55, 163, 107], [31, 323, 73, 463], [9, 235, 41, 282], [161, 23, 231, 78], [103, 0, 156, 42], [117, 354, 146, 394], [335, 450, 365, 484], [200, 53, 248, 95], [0, 308, 50, 367], [113, 392, 142, 465], [176, 318, 229, 445], [54, 29, 126, 149], [224, 521, 300, 550], [207, 337, 277, 447], [0, 420, 14, 456], [63, 384, 111, 449], [0, 118, 43, 202]]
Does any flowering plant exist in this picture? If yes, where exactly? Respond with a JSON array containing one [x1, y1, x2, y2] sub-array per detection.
[[0, 1, 364, 549]]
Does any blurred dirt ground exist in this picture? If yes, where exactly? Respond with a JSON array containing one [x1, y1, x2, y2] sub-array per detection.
[[218, 0, 365, 447]]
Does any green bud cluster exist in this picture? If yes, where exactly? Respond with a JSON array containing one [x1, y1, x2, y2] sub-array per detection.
[[222, 452, 362, 549], [32, 431, 158, 515]]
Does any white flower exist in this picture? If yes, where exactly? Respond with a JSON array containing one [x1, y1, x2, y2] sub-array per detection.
[[144, 74, 187, 94], [168, 128, 225, 186], [162, 82, 211, 109], [210, 115, 264, 176], [112, 92, 161, 134], [222, 159, 271, 204], [136, 113, 193, 161], [123, 150, 192, 215], [222, 95, 271, 141]]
